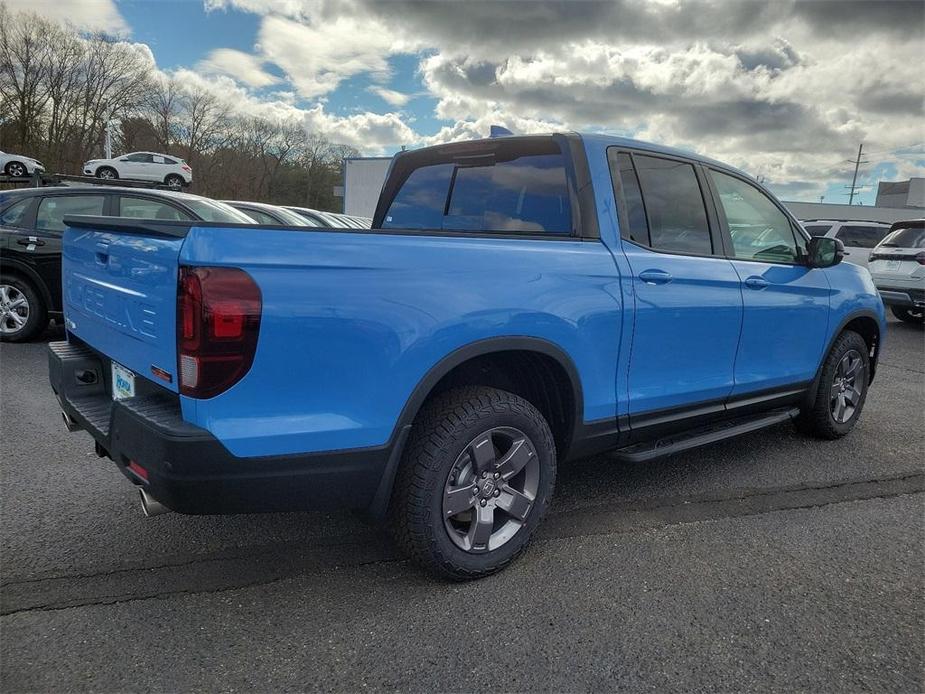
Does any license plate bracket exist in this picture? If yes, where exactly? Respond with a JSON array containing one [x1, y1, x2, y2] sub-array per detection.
[[111, 362, 136, 400]]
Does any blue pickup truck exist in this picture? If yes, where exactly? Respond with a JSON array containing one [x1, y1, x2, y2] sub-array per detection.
[[48, 133, 885, 579]]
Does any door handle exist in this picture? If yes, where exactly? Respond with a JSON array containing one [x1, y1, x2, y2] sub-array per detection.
[[638, 269, 672, 285], [16, 237, 45, 247], [744, 276, 770, 290]]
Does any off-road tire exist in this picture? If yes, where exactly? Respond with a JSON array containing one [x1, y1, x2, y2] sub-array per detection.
[[795, 330, 870, 439], [390, 386, 556, 580]]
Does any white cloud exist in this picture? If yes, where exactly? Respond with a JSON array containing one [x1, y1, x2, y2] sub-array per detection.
[[256, 14, 396, 98], [5, 0, 129, 34], [368, 87, 410, 107], [198, 48, 280, 88]]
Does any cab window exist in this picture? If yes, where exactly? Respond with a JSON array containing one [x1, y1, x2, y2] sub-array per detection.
[[36, 195, 106, 233], [709, 170, 800, 263]]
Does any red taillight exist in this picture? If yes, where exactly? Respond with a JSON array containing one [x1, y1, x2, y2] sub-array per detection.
[[182, 164, 192, 172], [916, 251, 925, 266], [177, 266, 261, 398]]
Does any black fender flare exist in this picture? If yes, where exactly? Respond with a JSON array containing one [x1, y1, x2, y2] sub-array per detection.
[[365, 336, 585, 519], [0, 256, 55, 311], [802, 309, 882, 410]]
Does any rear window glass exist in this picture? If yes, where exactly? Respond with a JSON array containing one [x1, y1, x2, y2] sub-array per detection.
[[382, 141, 572, 235], [835, 225, 890, 249], [803, 224, 832, 237], [183, 199, 253, 223], [119, 197, 192, 221], [881, 226, 925, 249]]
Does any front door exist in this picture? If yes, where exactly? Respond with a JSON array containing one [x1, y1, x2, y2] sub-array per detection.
[[609, 151, 743, 424], [707, 168, 829, 395]]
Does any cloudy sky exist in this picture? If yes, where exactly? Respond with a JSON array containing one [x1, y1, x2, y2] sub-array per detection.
[[17, 0, 925, 203]]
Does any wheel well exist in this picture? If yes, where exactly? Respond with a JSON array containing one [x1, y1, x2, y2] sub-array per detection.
[[842, 316, 880, 382], [424, 350, 577, 457]]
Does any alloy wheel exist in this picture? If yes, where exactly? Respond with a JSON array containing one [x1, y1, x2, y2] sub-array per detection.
[[830, 349, 864, 423], [0, 284, 30, 335], [7, 163, 26, 177], [442, 426, 540, 553]]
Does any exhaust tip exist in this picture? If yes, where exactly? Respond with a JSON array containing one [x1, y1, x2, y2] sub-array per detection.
[[61, 411, 80, 432], [139, 488, 170, 517]]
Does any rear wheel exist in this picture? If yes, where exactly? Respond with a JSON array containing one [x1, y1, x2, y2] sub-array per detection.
[[390, 386, 556, 580], [4, 161, 27, 177], [795, 330, 870, 439], [0, 275, 46, 342], [96, 166, 118, 180], [164, 174, 184, 188], [890, 305, 924, 324]]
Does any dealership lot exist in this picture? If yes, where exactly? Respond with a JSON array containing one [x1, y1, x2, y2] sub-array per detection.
[[1, 318, 922, 691]]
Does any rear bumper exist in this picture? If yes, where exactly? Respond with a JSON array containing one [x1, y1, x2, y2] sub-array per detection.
[[48, 340, 402, 516], [876, 286, 925, 308]]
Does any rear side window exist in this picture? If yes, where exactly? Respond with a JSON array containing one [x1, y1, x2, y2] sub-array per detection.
[[803, 224, 832, 237], [631, 154, 712, 255], [119, 196, 192, 221], [710, 170, 799, 263], [36, 195, 105, 233], [382, 141, 572, 235], [125, 153, 154, 163], [836, 225, 889, 249], [0, 198, 33, 228], [609, 152, 648, 245]]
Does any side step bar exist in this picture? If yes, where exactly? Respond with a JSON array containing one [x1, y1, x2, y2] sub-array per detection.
[[613, 407, 800, 463]]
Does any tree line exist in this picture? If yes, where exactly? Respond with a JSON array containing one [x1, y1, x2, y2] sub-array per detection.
[[0, 3, 358, 210]]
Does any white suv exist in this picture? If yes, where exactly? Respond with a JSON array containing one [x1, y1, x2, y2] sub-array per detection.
[[868, 220, 925, 324], [83, 152, 193, 187], [801, 220, 892, 268]]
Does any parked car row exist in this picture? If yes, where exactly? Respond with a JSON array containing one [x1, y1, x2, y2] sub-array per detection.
[[0, 185, 370, 341]]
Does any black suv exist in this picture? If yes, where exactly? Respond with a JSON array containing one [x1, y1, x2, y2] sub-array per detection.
[[0, 186, 252, 341]]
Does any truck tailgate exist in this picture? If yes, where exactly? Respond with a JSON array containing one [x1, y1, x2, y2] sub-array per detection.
[[62, 218, 186, 391]]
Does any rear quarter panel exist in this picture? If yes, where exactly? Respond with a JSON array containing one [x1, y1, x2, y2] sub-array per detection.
[[179, 228, 623, 457]]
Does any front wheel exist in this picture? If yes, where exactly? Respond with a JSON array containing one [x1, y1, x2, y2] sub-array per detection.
[[4, 161, 27, 177], [390, 386, 556, 580], [891, 305, 924, 324], [96, 167, 118, 180], [795, 330, 870, 439]]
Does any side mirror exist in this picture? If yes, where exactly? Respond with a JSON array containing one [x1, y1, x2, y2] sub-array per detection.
[[807, 236, 844, 268]]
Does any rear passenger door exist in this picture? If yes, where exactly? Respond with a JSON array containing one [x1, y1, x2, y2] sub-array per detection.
[[835, 224, 891, 267], [609, 150, 743, 425], [705, 169, 829, 396]]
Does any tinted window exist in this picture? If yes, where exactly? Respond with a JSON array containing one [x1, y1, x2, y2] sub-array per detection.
[[444, 153, 571, 233], [119, 196, 192, 221], [881, 226, 925, 249], [36, 195, 105, 233], [382, 142, 572, 235], [383, 163, 455, 230], [163, 157, 178, 165], [125, 153, 154, 163], [608, 151, 648, 245], [803, 224, 832, 237], [0, 198, 33, 228], [836, 225, 889, 249], [710, 170, 798, 263], [633, 155, 711, 254]]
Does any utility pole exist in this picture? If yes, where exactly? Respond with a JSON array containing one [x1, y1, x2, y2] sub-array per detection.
[[846, 144, 868, 205], [104, 120, 113, 159]]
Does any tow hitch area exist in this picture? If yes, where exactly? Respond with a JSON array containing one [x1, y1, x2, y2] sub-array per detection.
[[61, 410, 80, 432]]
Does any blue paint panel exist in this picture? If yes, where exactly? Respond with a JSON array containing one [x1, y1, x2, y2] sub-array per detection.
[[178, 228, 623, 457], [63, 229, 183, 390]]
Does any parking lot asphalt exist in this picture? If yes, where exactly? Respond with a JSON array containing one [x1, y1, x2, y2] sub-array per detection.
[[1, 317, 923, 692]]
